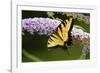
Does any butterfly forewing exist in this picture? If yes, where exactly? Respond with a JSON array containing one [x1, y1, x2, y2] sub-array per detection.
[[47, 18, 73, 49]]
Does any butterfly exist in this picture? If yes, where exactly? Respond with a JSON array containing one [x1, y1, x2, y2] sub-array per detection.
[[47, 18, 73, 55]]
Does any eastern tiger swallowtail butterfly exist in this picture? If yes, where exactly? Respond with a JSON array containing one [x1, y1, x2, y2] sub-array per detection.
[[47, 18, 73, 55]]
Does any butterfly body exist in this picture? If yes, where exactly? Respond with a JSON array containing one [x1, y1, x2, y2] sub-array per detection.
[[47, 18, 73, 51]]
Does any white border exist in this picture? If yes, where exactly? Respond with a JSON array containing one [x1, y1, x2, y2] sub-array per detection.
[[12, 3, 97, 73]]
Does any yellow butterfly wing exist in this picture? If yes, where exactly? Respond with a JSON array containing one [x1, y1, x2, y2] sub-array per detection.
[[61, 18, 73, 41], [48, 33, 64, 47], [47, 18, 73, 48]]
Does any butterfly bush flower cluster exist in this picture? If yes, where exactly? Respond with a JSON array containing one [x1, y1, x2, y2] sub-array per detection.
[[71, 27, 90, 55], [22, 18, 61, 35], [71, 27, 90, 40]]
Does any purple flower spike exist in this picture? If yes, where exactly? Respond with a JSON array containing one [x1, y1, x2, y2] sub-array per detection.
[[71, 27, 90, 40], [22, 18, 61, 35]]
